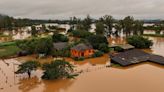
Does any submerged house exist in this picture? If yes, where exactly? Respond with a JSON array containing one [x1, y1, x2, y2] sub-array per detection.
[[71, 43, 94, 57]]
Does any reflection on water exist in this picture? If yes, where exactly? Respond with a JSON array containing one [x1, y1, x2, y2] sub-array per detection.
[[0, 36, 164, 92]]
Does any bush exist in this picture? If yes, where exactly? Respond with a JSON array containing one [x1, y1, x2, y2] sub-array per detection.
[[127, 35, 153, 48], [52, 34, 68, 42], [73, 57, 85, 61], [86, 35, 108, 49], [98, 43, 109, 53], [114, 46, 123, 52], [92, 51, 104, 58], [52, 50, 71, 57]]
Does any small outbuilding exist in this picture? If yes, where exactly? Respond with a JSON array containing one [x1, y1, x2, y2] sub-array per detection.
[[71, 43, 94, 57]]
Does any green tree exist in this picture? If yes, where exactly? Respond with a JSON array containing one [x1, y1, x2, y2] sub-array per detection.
[[133, 20, 144, 35], [81, 15, 92, 31], [100, 15, 114, 36], [98, 43, 109, 53], [31, 26, 37, 36], [15, 61, 40, 78], [87, 35, 108, 49], [42, 60, 76, 80], [114, 20, 122, 37], [95, 22, 105, 35], [122, 16, 134, 36]]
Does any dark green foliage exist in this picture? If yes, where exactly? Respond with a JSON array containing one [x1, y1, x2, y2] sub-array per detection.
[[73, 57, 85, 61], [31, 26, 37, 36], [16, 37, 53, 55], [114, 46, 123, 52], [86, 35, 108, 49], [52, 50, 71, 57], [71, 30, 93, 38], [42, 60, 75, 80], [95, 22, 105, 35], [99, 15, 114, 35], [92, 51, 104, 57], [15, 61, 40, 78], [52, 34, 69, 42], [127, 35, 153, 48], [98, 43, 109, 53], [81, 15, 92, 31]]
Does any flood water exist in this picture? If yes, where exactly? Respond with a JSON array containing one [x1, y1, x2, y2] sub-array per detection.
[[0, 36, 164, 92]]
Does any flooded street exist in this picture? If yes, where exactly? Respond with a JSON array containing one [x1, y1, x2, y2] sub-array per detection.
[[0, 36, 164, 92]]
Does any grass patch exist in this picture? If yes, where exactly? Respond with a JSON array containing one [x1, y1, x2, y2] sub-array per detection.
[[111, 63, 121, 67], [0, 43, 21, 58]]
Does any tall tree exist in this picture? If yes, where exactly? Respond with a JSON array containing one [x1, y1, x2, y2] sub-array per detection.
[[133, 20, 144, 35], [31, 26, 37, 36], [114, 20, 123, 37], [95, 22, 105, 35], [122, 16, 134, 36], [82, 15, 92, 31], [100, 15, 114, 36]]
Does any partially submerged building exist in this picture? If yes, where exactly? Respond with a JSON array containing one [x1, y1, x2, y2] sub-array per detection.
[[110, 49, 164, 66], [71, 43, 94, 57]]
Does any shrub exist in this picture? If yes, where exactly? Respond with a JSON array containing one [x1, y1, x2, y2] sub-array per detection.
[[92, 51, 104, 58], [73, 57, 85, 61], [114, 46, 123, 52], [52, 50, 71, 57], [127, 35, 153, 48], [98, 43, 109, 53]]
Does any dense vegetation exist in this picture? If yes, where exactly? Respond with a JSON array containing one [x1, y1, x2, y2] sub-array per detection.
[[127, 35, 153, 48], [16, 37, 53, 55], [71, 30, 93, 38], [86, 35, 108, 49], [52, 34, 69, 42]]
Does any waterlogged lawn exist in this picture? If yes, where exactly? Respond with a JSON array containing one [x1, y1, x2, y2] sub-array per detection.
[[0, 42, 20, 58]]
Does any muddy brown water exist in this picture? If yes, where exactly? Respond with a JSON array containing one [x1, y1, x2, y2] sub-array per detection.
[[0, 36, 164, 92]]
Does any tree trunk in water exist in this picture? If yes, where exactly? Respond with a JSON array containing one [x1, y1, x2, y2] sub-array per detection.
[[27, 70, 31, 78]]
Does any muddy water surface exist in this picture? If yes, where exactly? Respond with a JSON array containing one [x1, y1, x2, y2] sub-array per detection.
[[0, 37, 164, 92]]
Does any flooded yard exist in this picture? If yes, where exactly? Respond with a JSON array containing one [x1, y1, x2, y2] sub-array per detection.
[[0, 36, 164, 92]]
